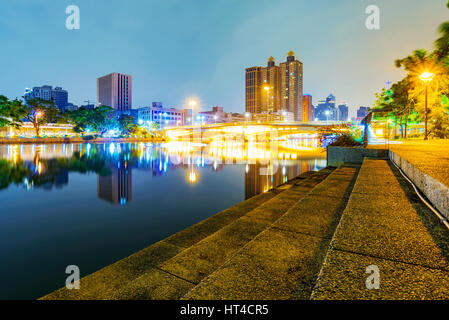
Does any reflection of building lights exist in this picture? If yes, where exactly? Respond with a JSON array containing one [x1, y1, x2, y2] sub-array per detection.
[[188, 170, 198, 184]]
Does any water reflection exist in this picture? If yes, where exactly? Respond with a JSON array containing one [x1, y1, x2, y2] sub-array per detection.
[[98, 166, 132, 205], [0, 139, 327, 299], [0, 140, 326, 205]]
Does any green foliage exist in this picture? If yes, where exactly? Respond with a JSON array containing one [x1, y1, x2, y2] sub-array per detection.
[[319, 123, 363, 147], [117, 114, 138, 137], [22, 98, 63, 136], [0, 95, 27, 129], [329, 133, 363, 147], [375, 18, 449, 139], [65, 105, 113, 135]]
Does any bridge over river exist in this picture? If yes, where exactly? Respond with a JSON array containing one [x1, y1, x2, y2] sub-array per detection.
[[164, 121, 342, 142]]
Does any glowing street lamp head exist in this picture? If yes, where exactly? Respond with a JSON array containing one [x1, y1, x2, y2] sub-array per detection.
[[419, 72, 435, 82], [189, 100, 197, 108], [264, 86, 270, 91]]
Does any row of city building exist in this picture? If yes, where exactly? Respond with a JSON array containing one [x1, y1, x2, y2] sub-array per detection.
[[24, 72, 247, 128], [244, 51, 369, 122], [313, 94, 369, 122], [24, 63, 370, 128]]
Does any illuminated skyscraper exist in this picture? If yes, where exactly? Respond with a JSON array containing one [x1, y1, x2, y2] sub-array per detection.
[[245, 66, 263, 115], [338, 103, 349, 121], [261, 57, 280, 114], [97, 72, 132, 110], [280, 51, 303, 121], [245, 51, 303, 121]]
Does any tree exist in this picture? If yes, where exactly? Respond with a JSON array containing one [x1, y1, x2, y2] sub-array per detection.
[[394, 47, 449, 139], [435, 21, 449, 59], [373, 80, 414, 139], [0, 96, 27, 129], [117, 114, 138, 136], [65, 105, 113, 135], [22, 98, 62, 136]]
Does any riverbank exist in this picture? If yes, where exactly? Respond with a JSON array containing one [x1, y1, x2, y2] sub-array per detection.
[[41, 167, 344, 300], [40, 146, 449, 299], [0, 137, 165, 144]]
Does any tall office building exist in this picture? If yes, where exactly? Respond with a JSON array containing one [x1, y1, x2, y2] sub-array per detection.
[[315, 94, 337, 121], [52, 87, 69, 110], [261, 56, 280, 114], [97, 73, 132, 110], [302, 94, 313, 122], [24, 85, 68, 111], [280, 51, 303, 121], [245, 66, 263, 115], [245, 51, 303, 121], [338, 103, 349, 121]]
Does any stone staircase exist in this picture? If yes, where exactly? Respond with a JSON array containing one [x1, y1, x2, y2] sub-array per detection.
[[42, 158, 449, 300], [182, 166, 357, 299], [41, 167, 335, 300]]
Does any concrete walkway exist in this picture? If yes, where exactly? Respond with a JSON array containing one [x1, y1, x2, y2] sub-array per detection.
[[312, 158, 449, 299], [371, 140, 449, 189]]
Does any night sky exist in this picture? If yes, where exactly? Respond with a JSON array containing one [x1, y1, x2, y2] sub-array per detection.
[[0, 0, 447, 117]]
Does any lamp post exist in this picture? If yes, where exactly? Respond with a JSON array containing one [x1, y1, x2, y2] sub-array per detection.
[[419, 72, 435, 140]]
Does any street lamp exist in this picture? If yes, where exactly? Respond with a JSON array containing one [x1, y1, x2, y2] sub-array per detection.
[[419, 71, 435, 140], [325, 110, 330, 122]]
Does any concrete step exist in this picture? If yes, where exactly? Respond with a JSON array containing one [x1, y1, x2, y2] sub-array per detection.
[[311, 159, 449, 300], [40, 169, 331, 300], [180, 166, 358, 300], [109, 169, 333, 299]]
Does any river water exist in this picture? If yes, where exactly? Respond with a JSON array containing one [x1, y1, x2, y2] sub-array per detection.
[[0, 139, 326, 299]]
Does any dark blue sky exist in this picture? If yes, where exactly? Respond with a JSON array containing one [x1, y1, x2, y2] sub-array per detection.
[[0, 0, 447, 117]]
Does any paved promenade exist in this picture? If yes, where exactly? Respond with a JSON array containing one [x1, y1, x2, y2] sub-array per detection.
[[371, 140, 449, 188], [312, 158, 449, 299], [41, 140, 449, 300]]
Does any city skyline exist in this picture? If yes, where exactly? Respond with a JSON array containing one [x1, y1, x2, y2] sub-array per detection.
[[0, 1, 447, 118]]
